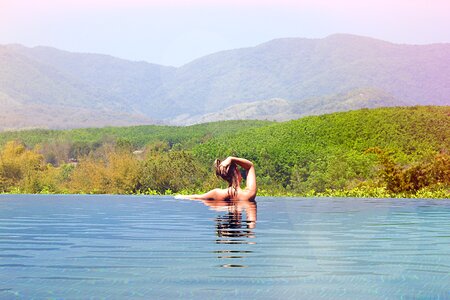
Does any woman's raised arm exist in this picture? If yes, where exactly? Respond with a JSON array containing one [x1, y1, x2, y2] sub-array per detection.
[[221, 156, 256, 192]]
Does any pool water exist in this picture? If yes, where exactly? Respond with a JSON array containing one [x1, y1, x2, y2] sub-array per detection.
[[0, 195, 449, 299]]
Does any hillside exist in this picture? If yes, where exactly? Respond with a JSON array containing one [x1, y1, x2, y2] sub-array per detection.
[[194, 106, 450, 193], [175, 88, 405, 124], [0, 106, 448, 197], [196, 106, 450, 163], [1, 34, 449, 129], [0, 120, 271, 154]]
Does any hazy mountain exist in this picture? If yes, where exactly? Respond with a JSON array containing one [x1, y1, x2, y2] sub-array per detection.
[[0, 44, 172, 129], [1, 34, 449, 130], [167, 34, 449, 117], [174, 88, 407, 124]]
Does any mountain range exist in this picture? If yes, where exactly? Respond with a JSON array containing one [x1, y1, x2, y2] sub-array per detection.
[[0, 34, 449, 130]]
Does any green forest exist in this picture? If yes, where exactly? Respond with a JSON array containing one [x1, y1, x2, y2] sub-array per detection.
[[0, 106, 448, 198]]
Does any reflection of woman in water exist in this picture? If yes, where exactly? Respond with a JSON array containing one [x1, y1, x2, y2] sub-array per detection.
[[177, 157, 257, 265], [180, 156, 257, 201], [215, 203, 257, 241]]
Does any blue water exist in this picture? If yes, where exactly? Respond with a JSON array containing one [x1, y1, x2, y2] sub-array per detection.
[[0, 195, 449, 299]]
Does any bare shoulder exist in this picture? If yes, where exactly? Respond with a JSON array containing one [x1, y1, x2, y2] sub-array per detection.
[[212, 188, 230, 199]]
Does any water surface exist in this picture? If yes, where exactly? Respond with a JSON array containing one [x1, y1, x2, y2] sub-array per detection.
[[0, 195, 449, 299]]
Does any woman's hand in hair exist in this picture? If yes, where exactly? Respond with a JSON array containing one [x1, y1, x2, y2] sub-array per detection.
[[219, 157, 233, 171], [222, 157, 254, 171]]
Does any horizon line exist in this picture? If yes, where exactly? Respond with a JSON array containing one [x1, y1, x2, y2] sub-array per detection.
[[2, 33, 449, 67]]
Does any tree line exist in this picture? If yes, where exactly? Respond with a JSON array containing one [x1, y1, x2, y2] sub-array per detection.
[[0, 106, 448, 198]]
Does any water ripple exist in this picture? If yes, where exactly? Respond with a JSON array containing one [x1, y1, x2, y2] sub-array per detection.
[[0, 195, 449, 299]]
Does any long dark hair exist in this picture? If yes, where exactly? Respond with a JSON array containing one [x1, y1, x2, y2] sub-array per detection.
[[215, 159, 240, 198]]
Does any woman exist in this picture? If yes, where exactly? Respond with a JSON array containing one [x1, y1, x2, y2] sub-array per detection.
[[177, 156, 256, 201]]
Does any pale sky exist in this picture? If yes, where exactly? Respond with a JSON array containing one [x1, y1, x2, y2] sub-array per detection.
[[1, 0, 449, 66]]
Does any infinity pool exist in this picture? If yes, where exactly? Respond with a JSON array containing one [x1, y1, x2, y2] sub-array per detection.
[[0, 195, 449, 299]]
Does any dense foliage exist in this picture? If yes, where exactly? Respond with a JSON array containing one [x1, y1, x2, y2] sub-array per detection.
[[0, 120, 270, 161], [0, 107, 448, 198], [194, 106, 450, 197]]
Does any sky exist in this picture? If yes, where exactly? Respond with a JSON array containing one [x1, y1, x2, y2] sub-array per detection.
[[0, 0, 449, 66]]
